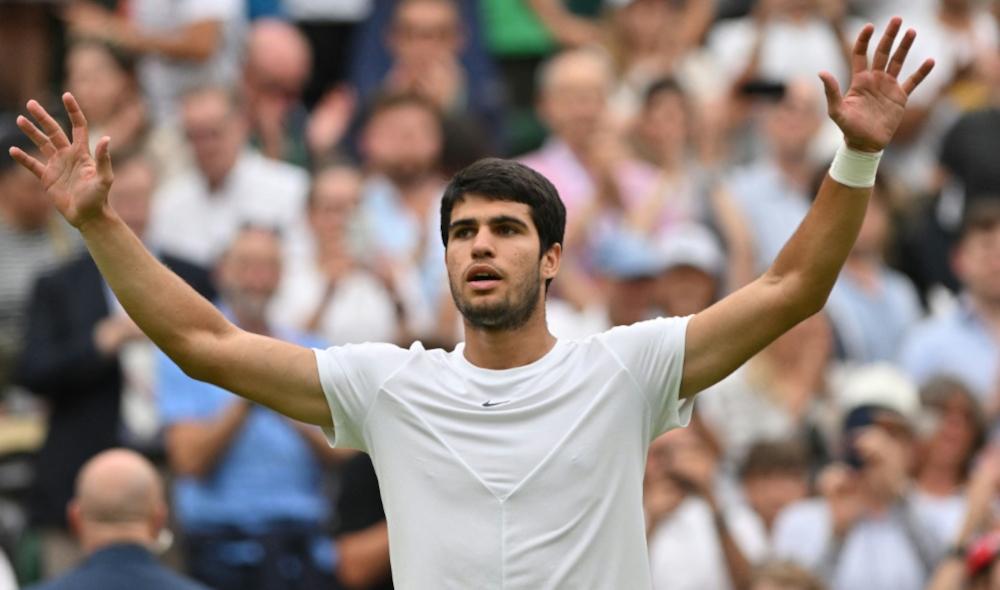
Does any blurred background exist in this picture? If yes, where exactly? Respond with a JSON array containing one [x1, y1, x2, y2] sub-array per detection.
[[0, 0, 999, 589]]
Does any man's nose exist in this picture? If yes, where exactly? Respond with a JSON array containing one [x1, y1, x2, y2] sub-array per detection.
[[471, 228, 495, 258]]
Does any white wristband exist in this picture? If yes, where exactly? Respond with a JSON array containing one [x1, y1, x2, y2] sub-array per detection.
[[829, 143, 883, 188]]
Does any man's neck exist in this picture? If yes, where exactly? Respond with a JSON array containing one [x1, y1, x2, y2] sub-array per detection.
[[461, 312, 556, 370]]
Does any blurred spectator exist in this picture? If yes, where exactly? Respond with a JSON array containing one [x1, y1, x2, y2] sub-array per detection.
[[148, 85, 309, 266], [898, 201, 1000, 407], [65, 0, 247, 123], [23, 448, 210, 590], [157, 227, 339, 590], [0, 2, 56, 112], [824, 176, 923, 363], [0, 127, 81, 395], [356, 93, 449, 340], [334, 453, 392, 590], [650, 223, 726, 317], [645, 423, 768, 590], [773, 364, 952, 590], [14, 153, 214, 579], [350, 0, 505, 163], [269, 161, 410, 344], [926, 447, 1000, 590], [739, 440, 811, 535], [698, 314, 832, 468], [750, 560, 827, 590], [283, 0, 371, 108], [242, 19, 356, 167], [708, 0, 853, 92], [913, 378, 987, 533], [726, 78, 826, 271], [64, 41, 148, 160]]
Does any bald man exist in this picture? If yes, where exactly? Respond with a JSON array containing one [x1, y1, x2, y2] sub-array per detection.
[[25, 449, 209, 590]]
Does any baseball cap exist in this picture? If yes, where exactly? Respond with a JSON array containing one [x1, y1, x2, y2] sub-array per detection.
[[592, 230, 664, 280], [655, 223, 725, 278], [836, 363, 921, 428]]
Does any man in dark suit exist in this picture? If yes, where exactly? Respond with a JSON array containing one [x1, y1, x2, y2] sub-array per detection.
[[14, 152, 215, 576], [25, 448, 210, 590]]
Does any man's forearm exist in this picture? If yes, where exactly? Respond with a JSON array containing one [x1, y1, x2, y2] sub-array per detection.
[[78, 208, 234, 378], [765, 175, 871, 318], [167, 401, 252, 477]]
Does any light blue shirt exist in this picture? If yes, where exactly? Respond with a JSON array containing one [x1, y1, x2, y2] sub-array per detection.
[[898, 297, 999, 403], [157, 325, 330, 532], [826, 267, 923, 363]]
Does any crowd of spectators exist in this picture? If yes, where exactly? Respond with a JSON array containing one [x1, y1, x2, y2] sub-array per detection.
[[0, 0, 999, 589]]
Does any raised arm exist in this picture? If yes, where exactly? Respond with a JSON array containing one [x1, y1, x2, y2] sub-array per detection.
[[680, 18, 934, 398], [9, 94, 330, 425]]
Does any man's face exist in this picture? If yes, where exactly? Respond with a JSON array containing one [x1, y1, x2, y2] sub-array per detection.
[[654, 266, 717, 316], [639, 90, 689, 155], [362, 104, 442, 187], [218, 229, 282, 321], [389, 0, 462, 66], [66, 44, 131, 125], [742, 472, 808, 527], [0, 162, 51, 230], [445, 195, 559, 331], [244, 35, 310, 121], [764, 80, 822, 160], [309, 167, 362, 242], [955, 223, 1000, 304], [108, 159, 155, 239], [181, 91, 246, 186], [538, 54, 611, 151]]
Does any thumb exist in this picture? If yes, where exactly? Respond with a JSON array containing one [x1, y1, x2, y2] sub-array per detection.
[[818, 71, 842, 115], [94, 136, 113, 184]]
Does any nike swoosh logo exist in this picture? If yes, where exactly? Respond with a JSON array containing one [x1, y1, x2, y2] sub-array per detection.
[[481, 400, 510, 408]]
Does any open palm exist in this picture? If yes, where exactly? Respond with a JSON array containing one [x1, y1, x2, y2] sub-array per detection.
[[8, 93, 114, 228], [819, 17, 935, 153]]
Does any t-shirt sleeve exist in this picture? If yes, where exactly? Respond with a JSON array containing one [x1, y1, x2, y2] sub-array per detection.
[[597, 316, 694, 438], [313, 342, 415, 451]]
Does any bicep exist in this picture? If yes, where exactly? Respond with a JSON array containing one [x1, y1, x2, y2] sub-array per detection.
[[192, 329, 331, 426], [680, 274, 810, 397]]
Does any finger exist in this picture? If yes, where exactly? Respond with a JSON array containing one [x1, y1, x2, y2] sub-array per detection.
[[851, 23, 875, 74], [887, 28, 916, 78], [16, 115, 56, 157], [94, 136, 113, 183], [818, 71, 843, 114], [26, 100, 71, 149], [8, 146, 46, 180], [872, 17, 902, 72], [62, 92, 90, 148], [902, 58, 935, 96]]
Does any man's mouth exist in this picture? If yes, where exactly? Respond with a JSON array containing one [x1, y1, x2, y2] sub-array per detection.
[[466, 265, 503, 291]]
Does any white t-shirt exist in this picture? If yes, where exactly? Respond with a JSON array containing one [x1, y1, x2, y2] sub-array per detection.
[[314, 317, 693, 589], [150, 149, 308, 266]]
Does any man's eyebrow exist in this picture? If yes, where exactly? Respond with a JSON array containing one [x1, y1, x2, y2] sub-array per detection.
[[448, 218, 477, 231], [488, 216, 529, 228]]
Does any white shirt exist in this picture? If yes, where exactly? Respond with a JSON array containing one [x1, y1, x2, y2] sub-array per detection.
[[315, 317, 693, 589], [131, 0, 246, 122], [0, 548, 14, 590], [150, 150, 308, 266]]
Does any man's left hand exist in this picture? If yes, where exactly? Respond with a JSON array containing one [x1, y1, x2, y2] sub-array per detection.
[[820, 17, 935, 152]]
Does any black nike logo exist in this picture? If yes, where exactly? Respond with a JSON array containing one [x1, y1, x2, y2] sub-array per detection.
[[481, 400, 510, 408]]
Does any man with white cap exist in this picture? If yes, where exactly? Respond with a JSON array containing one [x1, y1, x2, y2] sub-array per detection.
[[772, 363, 951, 590]]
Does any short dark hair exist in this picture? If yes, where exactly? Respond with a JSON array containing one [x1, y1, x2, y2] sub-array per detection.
[[960, 199, 1000, 240], [643, 76, 685, 107], [363, 91, 443, 134], [439, 158, 566, 266], [738, 440, 809, 480]]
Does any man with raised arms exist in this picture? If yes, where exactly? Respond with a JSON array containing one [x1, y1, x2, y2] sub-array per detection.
[[9, 18, 933, 590]]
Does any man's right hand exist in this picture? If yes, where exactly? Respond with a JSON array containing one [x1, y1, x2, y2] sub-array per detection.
[[9, 92, 114, 230]]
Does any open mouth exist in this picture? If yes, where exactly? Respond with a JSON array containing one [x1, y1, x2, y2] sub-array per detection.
[[466, 265, 503, 290]]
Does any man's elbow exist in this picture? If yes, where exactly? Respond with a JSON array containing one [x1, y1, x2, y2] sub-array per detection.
[[762, 270, 830, 321]]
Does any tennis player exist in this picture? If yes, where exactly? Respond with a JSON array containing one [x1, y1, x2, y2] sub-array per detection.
[[10, 18, 933, 589]]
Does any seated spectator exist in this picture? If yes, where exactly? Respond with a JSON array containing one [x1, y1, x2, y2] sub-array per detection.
[[645, 421, 768, 590], [750, 560, 827, 590], [15, 152, 214, 578], [24, 448, 209, 590], [725, 78, 827, 271], [242, 19, 355, 167], [824, 175, 923, 363], [64, 0, 247, 123], [0, 126, 81, 395], [899, 201, 1000, 407], [739, 440, 811, 536], [916, 376, 987, 504], [149, 85, 309, 266], [356, 93, 449, 340], [270, 161, 409, 344], [158, 227, 340, 590], [773, 364, 954, 590]]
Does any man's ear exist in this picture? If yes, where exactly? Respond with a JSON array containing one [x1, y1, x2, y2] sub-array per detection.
[[541, 243, 562, 281], [67, 500, 83, 540]]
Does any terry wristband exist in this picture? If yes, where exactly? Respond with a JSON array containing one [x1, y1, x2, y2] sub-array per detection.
[[829, 143, 883, 188]]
